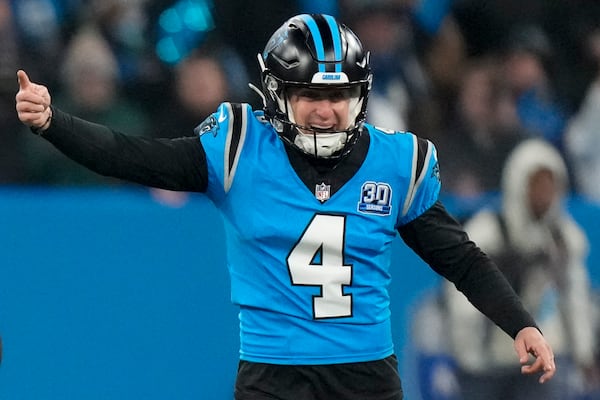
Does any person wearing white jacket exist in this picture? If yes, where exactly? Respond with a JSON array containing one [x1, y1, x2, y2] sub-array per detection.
[[444, 138, 596, 400]]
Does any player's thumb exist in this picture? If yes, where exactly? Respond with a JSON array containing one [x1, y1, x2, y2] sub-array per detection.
[[17, 70, 31, 90]]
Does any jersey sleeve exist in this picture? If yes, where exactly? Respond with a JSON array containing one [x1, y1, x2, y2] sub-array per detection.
[[195, 102, 252, 202], [397, 137, 441, 225]]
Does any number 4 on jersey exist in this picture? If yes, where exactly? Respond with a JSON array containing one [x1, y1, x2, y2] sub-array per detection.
[[287, 214, 353, 319]]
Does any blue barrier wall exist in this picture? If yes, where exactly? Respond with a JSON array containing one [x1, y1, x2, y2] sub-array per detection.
[[1, 187, 598, 399]]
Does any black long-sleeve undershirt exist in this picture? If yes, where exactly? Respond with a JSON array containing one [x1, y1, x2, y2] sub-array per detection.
[[399, 201, 537, 338], [40, 107, 537, 338], [42, 107, 209, 192]]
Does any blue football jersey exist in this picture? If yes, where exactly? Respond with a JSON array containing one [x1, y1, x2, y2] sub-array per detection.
[[197, 102, 441, 364]]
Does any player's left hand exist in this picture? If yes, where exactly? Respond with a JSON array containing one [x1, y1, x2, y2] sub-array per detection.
[[514, 326, 556, 383]]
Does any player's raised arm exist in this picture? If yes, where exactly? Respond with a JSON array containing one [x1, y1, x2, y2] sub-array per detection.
[[14, 70, 208, 191], [15, 70, 53, 132]]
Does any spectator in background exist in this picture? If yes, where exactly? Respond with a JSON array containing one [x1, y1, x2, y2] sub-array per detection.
[[416, 13, 467, 137], [152, 42, 249, 139], [501, 24, 568, 152], [450, 0, 600, 115], [84, 0, 159, 100], [443, 138, 597, 400], [342, 2, 431, 131], [429, 57, 522, 200], [9, 0, 80, 87], [20, 26, 150, 185], [565, 26, 600, 204], [159, 52, 228, 137]]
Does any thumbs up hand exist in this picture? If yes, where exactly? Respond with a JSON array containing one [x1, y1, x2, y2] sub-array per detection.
[[15, 70, 53, 131]]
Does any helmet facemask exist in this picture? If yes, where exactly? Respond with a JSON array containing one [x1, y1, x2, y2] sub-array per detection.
[[261, 70, 369, 159]]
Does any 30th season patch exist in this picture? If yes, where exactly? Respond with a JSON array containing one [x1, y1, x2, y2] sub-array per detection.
[[357, 181, 392, 216]]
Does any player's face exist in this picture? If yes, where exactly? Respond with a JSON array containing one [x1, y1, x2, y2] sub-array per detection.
[[288, 87, 352, 133]]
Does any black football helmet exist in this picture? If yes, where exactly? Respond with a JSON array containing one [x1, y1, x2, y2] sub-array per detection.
[[257, 14, 372, 159]]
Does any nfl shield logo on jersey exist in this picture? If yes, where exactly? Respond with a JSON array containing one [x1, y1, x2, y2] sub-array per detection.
[[315, 182, 331, 202]]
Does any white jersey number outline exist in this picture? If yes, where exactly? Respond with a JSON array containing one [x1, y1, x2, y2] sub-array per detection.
[[287, 214, 353, 319]]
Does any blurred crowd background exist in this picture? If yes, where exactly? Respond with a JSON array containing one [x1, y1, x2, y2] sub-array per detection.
[[1, 0, 600, 207]]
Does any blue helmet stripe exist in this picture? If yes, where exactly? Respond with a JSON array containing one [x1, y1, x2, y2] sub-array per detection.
[[300, 14, 326, 72], [323, 15, 342, 72]]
